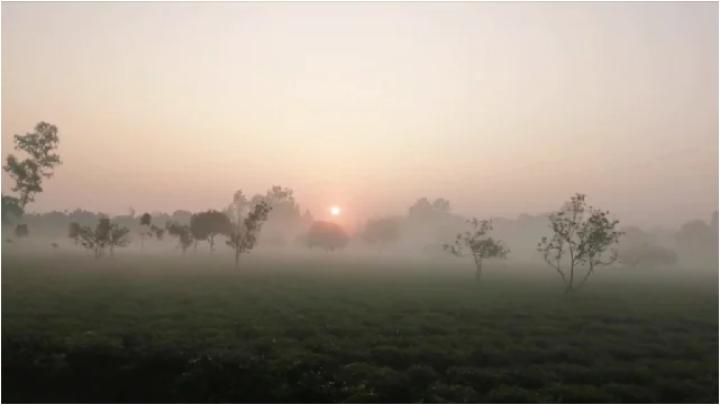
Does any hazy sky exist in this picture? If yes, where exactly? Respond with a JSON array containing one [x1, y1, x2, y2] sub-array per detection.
[[2, 2, 717, 228]]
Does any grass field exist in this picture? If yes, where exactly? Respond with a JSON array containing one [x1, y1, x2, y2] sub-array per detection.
[[2, 251, 718, 403]]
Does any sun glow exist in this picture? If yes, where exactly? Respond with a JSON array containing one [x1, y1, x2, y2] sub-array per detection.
[[330, 205, 341, 216]]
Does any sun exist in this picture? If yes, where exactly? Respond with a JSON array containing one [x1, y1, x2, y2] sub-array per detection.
[[330, 205, 341, 216]]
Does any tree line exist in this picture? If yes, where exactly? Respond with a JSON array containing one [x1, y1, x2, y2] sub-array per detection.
[[2, 122, 717, 292]]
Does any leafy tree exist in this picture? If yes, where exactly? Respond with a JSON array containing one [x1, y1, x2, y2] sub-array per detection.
[[226, 201, 272, 268], [444, 219, 509, 282], [537, 193, 622, 293], [302, 221, 349, 251], [76, 217, 130, 258], [190, 210, 232, 252], [14, 224, 29, 239], [362, 217, 401, 248], [3, 122, 61, 209], [166, 221, 194, 253]]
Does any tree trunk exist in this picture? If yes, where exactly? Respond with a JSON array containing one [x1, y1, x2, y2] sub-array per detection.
[[235, 248, 240, 269], [209, 235, 214, 252], [474, 256, 482, 282], [566, 251, 575, 293]]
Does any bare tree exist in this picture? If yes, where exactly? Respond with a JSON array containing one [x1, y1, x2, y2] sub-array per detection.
[[537, 193, 622, 293], [444, 218, 509, 282], [226, 201, 272, 268]]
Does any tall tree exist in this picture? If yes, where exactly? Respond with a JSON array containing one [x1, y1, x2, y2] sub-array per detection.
[[537, 194, 622, 293], [445, 219, 509, 282], [3, 122, 62, 209]]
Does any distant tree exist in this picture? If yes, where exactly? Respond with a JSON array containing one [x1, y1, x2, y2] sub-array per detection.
[[68, 222, 81, 245], [190, 210, 232, 252], [139, 212, 152, 226], [537, 194, 622, 293], [618, 226, 677, 268], [675, 213, 717, 258], [76, 217, 131, 258], [362, 217, 401, 248], [408, 197, 452, 222], [150, 225, 165, 240], [3, 122, 62, 210], [225, 190, 250, 224], [444, 218, 509, 282], [619, 243, 677, 268], [302, 221, 349, 251], [108, 223, 131, 256], [138, 212, 152, 248], [226, 201, 272, 268], [166, 221, 194, 253], [2, 196, 24, 225], [171, 210, 193, 224], [14, 224, 29, 239], [248, 185, 303, 246]]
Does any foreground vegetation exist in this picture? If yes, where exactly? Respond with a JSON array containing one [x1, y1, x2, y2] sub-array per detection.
[[3, 253, 717, 403]]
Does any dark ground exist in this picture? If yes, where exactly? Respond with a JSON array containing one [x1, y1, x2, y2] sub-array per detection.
[[2, 252, 718, 403]]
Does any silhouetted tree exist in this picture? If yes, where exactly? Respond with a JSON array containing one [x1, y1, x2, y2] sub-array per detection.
[[537, 194, 622, 293], [190, 210, 232, 252], [226, 201, 272, 268], [3, 122, 61, 210], [302, 221, 349, 251], [445, 218, 509, 282]]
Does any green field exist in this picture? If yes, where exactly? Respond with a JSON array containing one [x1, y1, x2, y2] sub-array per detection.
[[2, 252, 718, 403]]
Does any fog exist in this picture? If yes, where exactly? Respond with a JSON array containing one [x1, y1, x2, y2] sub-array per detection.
[[2, 2, 718, 403]]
